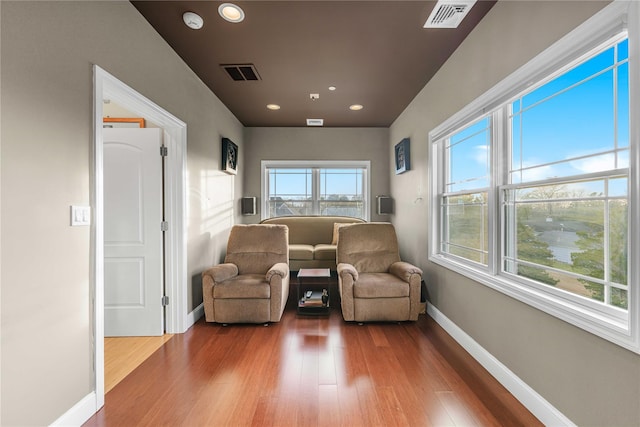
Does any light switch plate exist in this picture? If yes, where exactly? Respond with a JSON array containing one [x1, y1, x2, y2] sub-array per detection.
[[71, 205, 91, 226]]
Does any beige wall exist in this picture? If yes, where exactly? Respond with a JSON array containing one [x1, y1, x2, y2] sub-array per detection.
[[243, 127, 391, 223], [1, 1, 242, 425], [391, 1, 640, 425]]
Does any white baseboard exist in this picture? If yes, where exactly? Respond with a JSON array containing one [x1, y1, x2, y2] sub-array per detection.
[[52, 306, 204, 427], [426, 303, 575, 427], [186, 302, 204, 329], [50, 392, 97, 427]]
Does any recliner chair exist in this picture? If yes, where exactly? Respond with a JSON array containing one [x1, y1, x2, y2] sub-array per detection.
[[337, 223, 423, 322], [202, 224, 290, 324]]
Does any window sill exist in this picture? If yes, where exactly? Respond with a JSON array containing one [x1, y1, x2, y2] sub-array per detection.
[[428, 253, 639, 354]]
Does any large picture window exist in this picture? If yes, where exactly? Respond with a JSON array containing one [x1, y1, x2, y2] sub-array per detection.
[[262, 161, 370, 220], [430, 4, 639, 354], [503, 36, 629, 311]]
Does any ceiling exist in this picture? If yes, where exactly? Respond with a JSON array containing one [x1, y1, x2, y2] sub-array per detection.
[[131, 1, 496, 128]]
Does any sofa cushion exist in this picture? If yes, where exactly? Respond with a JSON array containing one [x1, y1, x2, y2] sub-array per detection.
[[213, 274, 271, 299], [353, 272, 409, 298], [261, 216, 365, 245], [314, 244, 337, 260], [289, 244, 314, 260]]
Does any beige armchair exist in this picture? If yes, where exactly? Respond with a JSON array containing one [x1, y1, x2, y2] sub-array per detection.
[[337, 223, 423, 322], [202, 224, 290, 324]]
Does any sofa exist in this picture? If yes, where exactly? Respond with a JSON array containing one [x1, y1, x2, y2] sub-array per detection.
[[260, 216, 365, 270]]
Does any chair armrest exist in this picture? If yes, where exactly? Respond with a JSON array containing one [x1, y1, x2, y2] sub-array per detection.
[[389, 261, 423, 282], [266, 262, 290, 322], [266, 262, 289, 281], [337, 262, 358, 282], [390, 261, 423, 321], [337, 263, 358, 321], [202, 263, 238, 283]]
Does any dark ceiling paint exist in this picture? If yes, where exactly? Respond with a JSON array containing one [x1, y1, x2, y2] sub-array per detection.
[[131, 1, 495, 127]]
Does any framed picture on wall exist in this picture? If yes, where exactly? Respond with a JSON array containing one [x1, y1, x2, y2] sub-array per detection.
[[394, 138, 410, 174], [221, 137, 238, 175]]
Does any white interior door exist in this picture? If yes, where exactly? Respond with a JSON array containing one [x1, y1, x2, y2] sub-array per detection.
[[104, 128, 164, 336]]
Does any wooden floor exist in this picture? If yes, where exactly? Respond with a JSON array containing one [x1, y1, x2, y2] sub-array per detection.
[[85, 307, 541, 427], [105, 335, 174, 393]]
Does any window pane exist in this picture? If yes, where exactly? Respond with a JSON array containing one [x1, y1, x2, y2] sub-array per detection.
[[618, 62, 629, 148], [511, 39, 629, 183], [518, 71, 615, 171], [611, 287, 628, 310], [521, 46, 614, 109], [320, 169, 363, 200], [447, 118, 490, 192], [442, 193, 488, 266], [320, 168, 365, 218], [319, 201, 364, 217], [609, 199, 628, 286], [266, 165, 367, 219], [269, 168, 311, 197], [267, 200, 313, 217], [618, 38, 628, 61], [268, 168, 312, 217], [504, 176, 627, 309]]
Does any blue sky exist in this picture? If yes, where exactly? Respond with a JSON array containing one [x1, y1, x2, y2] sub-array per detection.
[[269, 168, 364, 199], [449, 38, 629, 194]]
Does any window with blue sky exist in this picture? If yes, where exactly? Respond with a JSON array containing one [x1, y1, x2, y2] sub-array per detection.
[[430, 21, 637, 352], [263, 161, 369, 220]]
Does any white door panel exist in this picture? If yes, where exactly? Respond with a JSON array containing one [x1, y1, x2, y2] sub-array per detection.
[[104, 128, 163, 336]]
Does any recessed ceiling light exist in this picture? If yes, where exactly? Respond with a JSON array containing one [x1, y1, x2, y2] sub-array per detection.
[[349, 104, 364, 111], [328, 86, 336, 91], [218, 3, 245, 23], [183, 12, 204, 30], [266, 104, 281, 110]]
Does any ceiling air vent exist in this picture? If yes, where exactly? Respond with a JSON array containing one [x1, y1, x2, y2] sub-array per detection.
[[221, 64, 261, 81], [306, 119, 324, 127], [424, 0, 476, 28]]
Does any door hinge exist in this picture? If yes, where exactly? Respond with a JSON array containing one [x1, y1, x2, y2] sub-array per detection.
[[161, 221, 169, 231], [160, 146, 168, 157], [162, 295, 169, 306]]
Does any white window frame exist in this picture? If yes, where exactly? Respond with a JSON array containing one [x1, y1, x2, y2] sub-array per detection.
[[261, 160, 371, 221], [429, 1, 640, 353]]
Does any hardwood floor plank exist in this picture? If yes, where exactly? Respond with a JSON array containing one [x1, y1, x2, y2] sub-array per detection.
[[84, 306, 542, 427], [104, 334, 173, 393]]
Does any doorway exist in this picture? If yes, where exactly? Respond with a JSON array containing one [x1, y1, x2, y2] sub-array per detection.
[[93, 65, 188, 409], [104, 127, 165, 336]]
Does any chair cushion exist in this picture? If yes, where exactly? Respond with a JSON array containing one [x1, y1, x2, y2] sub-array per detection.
[[313, 244, 337, 260], [331, 223, 353, 244], [289, 244, 314, 260], [353, 273, 409, 298], [337, 223, 400, 273], [224, 224, 289, 275], [213, 274, 270, 299]]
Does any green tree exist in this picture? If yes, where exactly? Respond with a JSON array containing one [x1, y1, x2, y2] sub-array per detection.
[[517, 223, 558, 286], [571, 201, 628, 308]]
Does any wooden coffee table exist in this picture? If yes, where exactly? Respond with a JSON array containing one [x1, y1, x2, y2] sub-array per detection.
[[297, 268, 331, 315]]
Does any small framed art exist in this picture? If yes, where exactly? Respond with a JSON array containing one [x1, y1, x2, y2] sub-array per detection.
[[221, 137, 238, 175], [394, 138, 410, 174]]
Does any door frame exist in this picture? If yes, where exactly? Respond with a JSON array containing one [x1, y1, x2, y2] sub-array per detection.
[[92, 65, 187, 408]]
